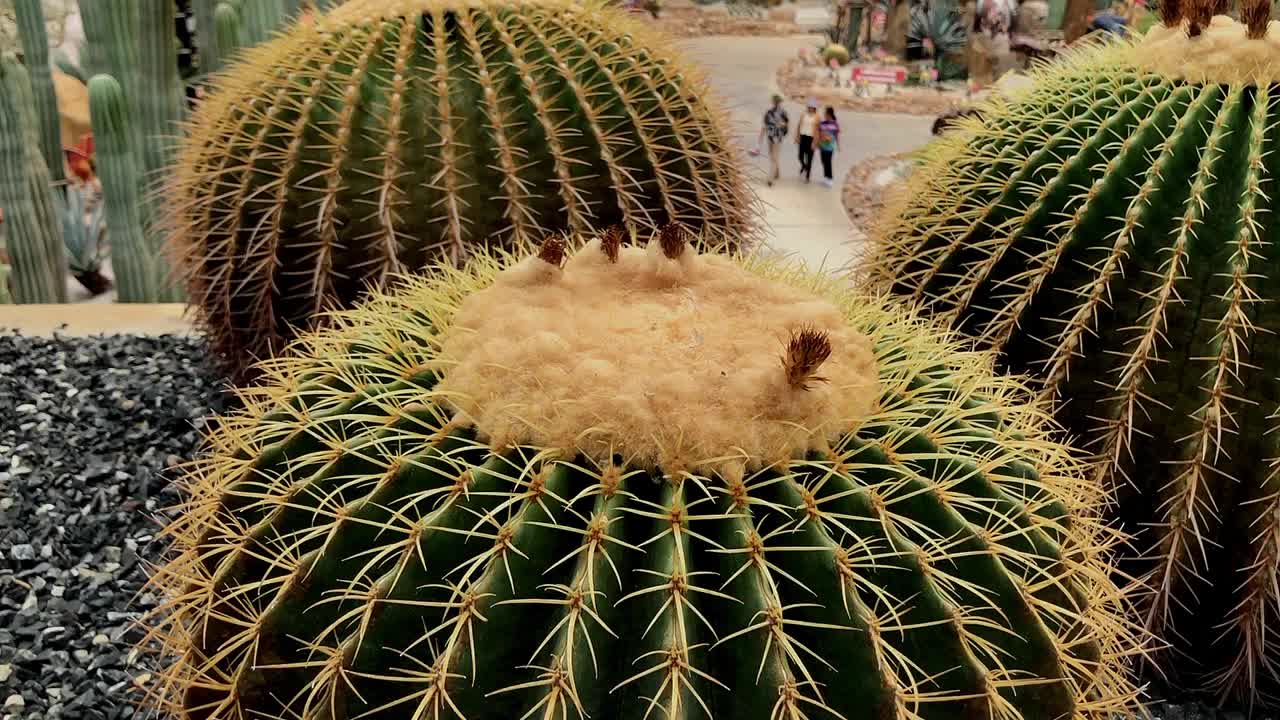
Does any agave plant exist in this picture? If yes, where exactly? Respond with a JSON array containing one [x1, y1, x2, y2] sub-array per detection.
[[908, 1, 966, 77], [59, 182, 111, 296]]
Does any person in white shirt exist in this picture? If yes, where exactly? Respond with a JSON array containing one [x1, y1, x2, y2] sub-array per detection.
[[795, 99, 819, 183]]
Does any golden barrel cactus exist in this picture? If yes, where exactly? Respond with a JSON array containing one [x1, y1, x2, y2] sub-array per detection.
[[870, 1, 1280, 706], [146, 229, 1143, 720], [168, 0, 757, 378]]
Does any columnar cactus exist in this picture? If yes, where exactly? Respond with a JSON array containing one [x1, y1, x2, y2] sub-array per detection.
[[869, 4, 1280, 707], [137, 0, 188, 183], [0, 54, 67, 304], [76, 0, 188, 191], [89, 75, 175, 302], [147, 229, 1143, 720], [211, 2, 243, 73], [14, 0, 66, 187], [168, 0, 759, 379], [237, 0, 289, 46]]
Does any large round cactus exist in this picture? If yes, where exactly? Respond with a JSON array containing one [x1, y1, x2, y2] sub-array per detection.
[[147, 228, 1142, 719], [869, 5, 1280, 706], [168, 0, 757, 378]]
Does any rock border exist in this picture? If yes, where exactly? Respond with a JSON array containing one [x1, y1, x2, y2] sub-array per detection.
[[841, 151, 914, 235]]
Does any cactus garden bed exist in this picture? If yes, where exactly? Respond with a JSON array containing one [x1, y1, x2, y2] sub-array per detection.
[[0, 333, 224, 719], [646, 14, 804, 37], [632, 0, 806, 37], [775, 56, 971, 116]]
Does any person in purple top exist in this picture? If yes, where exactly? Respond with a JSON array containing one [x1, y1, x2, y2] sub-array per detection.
[[816, 107, 840, 187]]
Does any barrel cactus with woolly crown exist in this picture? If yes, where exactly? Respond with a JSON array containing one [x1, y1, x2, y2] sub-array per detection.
[[147, 227, 1143, 720], [167, 0, 758, 380], [870, 0, 1280, 706]]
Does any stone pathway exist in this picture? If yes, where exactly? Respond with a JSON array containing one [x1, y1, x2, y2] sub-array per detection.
[[680, 35, 935, 273]]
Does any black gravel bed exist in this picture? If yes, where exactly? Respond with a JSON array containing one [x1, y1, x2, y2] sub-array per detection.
[[0, 333, 227, 720]]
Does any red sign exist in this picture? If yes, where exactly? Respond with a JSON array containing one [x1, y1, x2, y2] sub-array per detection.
[[852, 65, 908, 85]]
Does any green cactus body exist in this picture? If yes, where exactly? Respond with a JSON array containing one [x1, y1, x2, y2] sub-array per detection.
[[193, 0, 220, 72], [15, 0, 67, 187], [80, 0, 186, 195], [211, 2, 244, 73], [0, 55, 67, 304], [78, 0, 144, 153], [149, 231, 1142, 720], [170, 0, 758, 379], [870, 10, 1280, 706], [138, 0, 188, 184], [89, 74, 165, 302], [239, 0, 287, 46]]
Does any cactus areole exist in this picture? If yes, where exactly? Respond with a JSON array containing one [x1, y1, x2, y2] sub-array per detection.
[[871, 5, 1280, 707], [149, 229, 1142, 720], [169, 0, 757, 380]]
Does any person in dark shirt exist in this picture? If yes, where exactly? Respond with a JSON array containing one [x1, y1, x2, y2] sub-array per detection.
[[758, 94, 790, 186]]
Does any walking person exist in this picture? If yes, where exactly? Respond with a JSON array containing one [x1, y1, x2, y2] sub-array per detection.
[[757, 94, 790, 186], [795, 99, 819, 182], [817, 107, 841, 187]]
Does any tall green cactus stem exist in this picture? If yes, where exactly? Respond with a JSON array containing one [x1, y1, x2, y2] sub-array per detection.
[[239, 0, 287, 46], [15, 0, 67, 187], [78, 0, 189, 301], [171, 0, 759, 380], [146, 232, 1144, 720], [196, 0, 305, 76], [137, 0, 188, 186], [0, 55, 67, 304], [89, 75, 166, 302], [193, 0, 222, 73], [71, 2, 110, 81], [212, 2, 243, 72], [870, 6, 1280, 708], [77, 0, 141, 150], [78, 0, 185, 191]]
